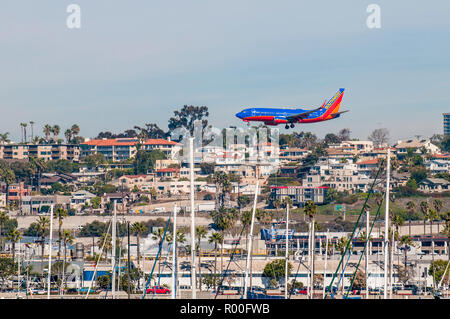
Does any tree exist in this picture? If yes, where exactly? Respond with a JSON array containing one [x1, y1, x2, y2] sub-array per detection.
[[61, 229, 74, 292], [352, 270, 366, 290], [0, 210, 9, 252], [36, 216, 50, 282], [0, 132, 10, 145], [368, 128, 389, 147], [419, 201, 429, 237], [133, 150, 165, 174], [208, 232, 223, 291], [406, 201, 416, 237], [54, 206, 68, 262], [0, 258, 16, 290], [83, 153, 106, 171], [428, 260, 449, 287], [168, 105, 209, 136], [399, 235, 414, 283], [71, 124, 80, 140], [0, 160, 16, 205], [338, 128, 351, 142], [131, 222, 147, 271], [262, 259, 292, 288], [52, 125, 61, 141], [195, 225, 207, 291], [212, 172, 232, 209], [5, 227, 22, 261]]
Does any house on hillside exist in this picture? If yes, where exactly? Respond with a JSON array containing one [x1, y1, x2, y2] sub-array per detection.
[[418, 178, 450, 193]]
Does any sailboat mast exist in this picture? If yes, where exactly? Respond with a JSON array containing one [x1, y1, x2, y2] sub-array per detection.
[[243, 181, 259, 299]]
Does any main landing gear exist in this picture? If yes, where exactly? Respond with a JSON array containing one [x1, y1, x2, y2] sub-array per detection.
[[285, 123, 295, 129]]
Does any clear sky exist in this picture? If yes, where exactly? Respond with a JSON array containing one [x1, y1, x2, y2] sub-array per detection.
[[1, 1, 449, 144]]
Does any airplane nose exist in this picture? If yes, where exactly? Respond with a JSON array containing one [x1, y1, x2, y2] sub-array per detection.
[[236, 112, 244, 119]]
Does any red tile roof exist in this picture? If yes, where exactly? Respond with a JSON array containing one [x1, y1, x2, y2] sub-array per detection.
[[82, 139, 137, 146], [82, 138, 178, 147], [357, 159, 379, 165], [144, 139, 178, 145]]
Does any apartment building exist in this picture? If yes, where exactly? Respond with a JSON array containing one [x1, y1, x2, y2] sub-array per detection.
[[0, 182, 32, 204], [80, 138, 180, 162], [80, 138, 138, 161], [308, 159, 374, 193], [279, 147, 311, 162], [270, 185, 328, 207], [21, 195, 71, 214], [425, 159, 449, 174], [329, 140, 374, 154], [0, 143, 80, 161], [394, 139, 441, 156], [143, 138, 181, 160]]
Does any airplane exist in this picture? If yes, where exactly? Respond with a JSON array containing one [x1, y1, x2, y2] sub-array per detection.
[[235, 88, 349, 129]]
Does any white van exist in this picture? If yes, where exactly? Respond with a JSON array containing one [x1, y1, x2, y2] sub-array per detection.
[[152, 207, 166, 213]]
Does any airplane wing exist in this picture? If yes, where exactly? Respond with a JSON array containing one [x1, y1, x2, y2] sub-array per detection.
[[286, 106, 323, 121]]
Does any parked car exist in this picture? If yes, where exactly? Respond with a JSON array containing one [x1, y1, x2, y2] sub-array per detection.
[[146, 286, 171, 294]]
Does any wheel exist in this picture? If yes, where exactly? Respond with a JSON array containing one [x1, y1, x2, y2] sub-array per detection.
[[290, 123, 295, 128], [285, 124, 289, 129]]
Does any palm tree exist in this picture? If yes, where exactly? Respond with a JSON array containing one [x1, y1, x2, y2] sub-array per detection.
[[131, 222, 147, 269], [61, 229, 74, 293], [406, 201, 416, 237], [36, 215, 50, 283], [195, 225, 207, 291], [52, 125, 61, 142], [6, 227, 22, 261], [70, 124, 80, 143], [97, 232, 112, 261], [208, 232, 223, 291], [433, 199, 443, 232], [392, 214, 404, 270], [0, 210, 9, 252], [399, 235, 414, 275], [64, 129, 72, 144], [212, 172, 232, 208], [0, 162, 16, 206], [152, 227, 166, 273], [419, 201, 429, 237], [54, 206, 68, 262], [29, 121, 35, 141], [20, 123, 27, 143], [0, 132, 10, 144], [43, 124, 52, 142], [304, 200, 317, 298]]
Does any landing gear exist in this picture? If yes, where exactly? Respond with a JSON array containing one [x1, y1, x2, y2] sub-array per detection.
[[285, 124, 289, 129], [290, 123, 295, 128]]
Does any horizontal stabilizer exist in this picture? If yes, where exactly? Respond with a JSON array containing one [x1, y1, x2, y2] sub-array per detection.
[[330, 110, 349, 118]]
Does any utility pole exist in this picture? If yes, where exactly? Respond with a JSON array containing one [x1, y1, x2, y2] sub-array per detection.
[[384, 148, 390, 299], [189, 137, 196, 299]]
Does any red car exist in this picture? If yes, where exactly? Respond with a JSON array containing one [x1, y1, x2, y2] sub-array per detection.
[[146, 286, 171, 294]]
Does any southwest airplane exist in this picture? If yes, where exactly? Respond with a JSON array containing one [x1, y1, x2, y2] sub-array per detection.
[[235, 88, 348, 129]]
